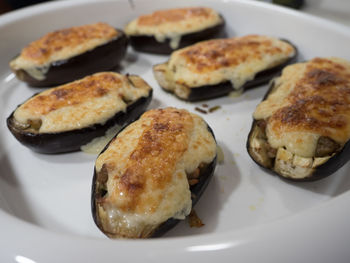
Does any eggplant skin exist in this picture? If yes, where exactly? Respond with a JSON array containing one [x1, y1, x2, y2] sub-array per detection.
[[6, 90, 152, 154], [11, 30, 128, 87], [91, 118, 217, 238], [310, 140, 350, 181], [128, 21, 226, 55]]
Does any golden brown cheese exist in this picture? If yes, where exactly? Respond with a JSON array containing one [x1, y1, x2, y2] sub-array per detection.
[[13, 72, 151, 133], [95, 108, 217, 237], [254, 57, 350, 157], [156, 35, 295, 96], [10, 23, 118, 80], [124, 7, 222, 48]]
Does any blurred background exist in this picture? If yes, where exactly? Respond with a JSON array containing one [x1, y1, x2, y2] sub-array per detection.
[[0, 0, 51, 14], [0, 0, 349, 27]]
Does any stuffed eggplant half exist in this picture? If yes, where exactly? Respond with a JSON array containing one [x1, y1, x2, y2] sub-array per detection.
[[124, 7, 225, 54], [247, 57, 350, 181], [153, 35, 297, 101], [92, 107, 217, 238], [7, 72, 152, 154], [9, 22, 128, 87]]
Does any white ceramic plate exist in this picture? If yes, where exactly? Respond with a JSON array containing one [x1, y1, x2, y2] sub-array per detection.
[[1, 0, 350, 262]]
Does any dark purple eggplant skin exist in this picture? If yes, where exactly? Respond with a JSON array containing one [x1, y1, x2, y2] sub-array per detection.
[[91, 123, 217, 238], [11, 30, 128, 87], [176, 39, 298, 102], [307, 140, 350, 181], [128, 20, 226, 55], [246, 77, 350, 182], [6, 90, 152, 154]]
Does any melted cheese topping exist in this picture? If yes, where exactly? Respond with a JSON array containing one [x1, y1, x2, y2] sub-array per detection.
[[95, 107, 216, 238], [10, 22, 118, 80], [13, 72, 151, 133], [124, 7, 222, 48], [254, 57, 350, 157], [158, 35, 295, 93]]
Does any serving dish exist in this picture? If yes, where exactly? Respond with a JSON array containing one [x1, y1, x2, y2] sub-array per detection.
[[0, 0, 350, 262]]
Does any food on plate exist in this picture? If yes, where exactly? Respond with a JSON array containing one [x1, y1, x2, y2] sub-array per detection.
[[153, 35, 297, 101], [188, 210, 205, 228], [92, 107, 217, 238], [247, 57, 350, 181], [124, 7, 225, 54], [9, 22, 128, 87], [7, 72, 152, 154]]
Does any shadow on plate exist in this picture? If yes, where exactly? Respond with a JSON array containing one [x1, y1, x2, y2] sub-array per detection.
[[120, 50, 153, 75], [0, 152, 39, 224], [32, 150, 97, 164], [284, 164, 350, 197]]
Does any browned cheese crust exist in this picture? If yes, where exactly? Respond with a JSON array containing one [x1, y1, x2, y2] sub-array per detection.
[[13, 72, 151, 133], [21, 73, 120, 115], [153, 35, 296, 99], [136, 7, 215, 26], [178, 35, 295, 74], [250, 57, 350, 180], [268, 58, 350, 144], [99, 108, 194, 213], [19, 22, 118, 64]]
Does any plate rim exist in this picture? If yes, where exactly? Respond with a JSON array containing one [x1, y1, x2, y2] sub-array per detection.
[[1, 0, 350, 262]]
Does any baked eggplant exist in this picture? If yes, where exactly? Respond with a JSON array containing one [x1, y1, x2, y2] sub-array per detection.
[[124, 7, 225, 54], [153, 35, 297, 101], [7, 72, 152, 154], [9, 22, 128, 87], [247, 57, 350, 181], [92, 107, 217, 238]]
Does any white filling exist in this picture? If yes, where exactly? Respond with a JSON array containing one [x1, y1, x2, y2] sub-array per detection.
[[267, 129, 320, 158], [169, 35, 182, 50], [20, 64, 50, 81], [153, 33, 182, 49]]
